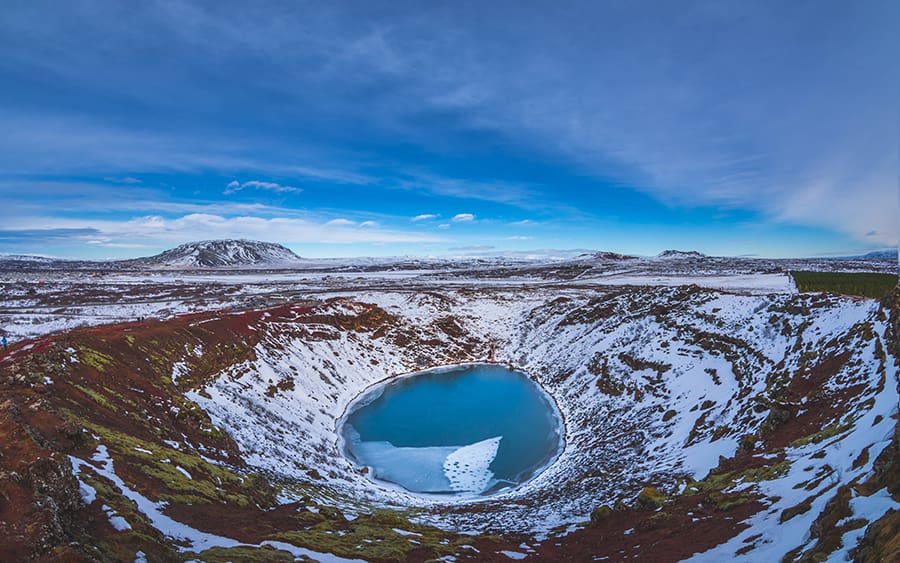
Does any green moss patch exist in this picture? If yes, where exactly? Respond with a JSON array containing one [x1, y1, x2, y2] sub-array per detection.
[[791, 271, 897, 299]]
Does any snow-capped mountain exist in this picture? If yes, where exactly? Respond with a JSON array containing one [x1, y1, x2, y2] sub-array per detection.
[[132, 239, 303, 268]]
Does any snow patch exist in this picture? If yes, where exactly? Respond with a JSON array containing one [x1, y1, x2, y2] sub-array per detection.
[[68, 444, 363, 562], [171, 362, 189, 384], [392, 528, 423, 537], [102, 504, 132, 531], [78, 480, 97, 504]]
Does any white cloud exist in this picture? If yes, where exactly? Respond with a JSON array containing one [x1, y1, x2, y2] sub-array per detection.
[[0, 178, 311, 218], [437, 223, 450, 229], [326, 218, 356, 226], [359, 220, 378, 227], [411, 213, 438, 221], [451, 213, 475, 222], [85, 240, 151, 248], [2, 213, 444, 247], [224, 180, 302, 195], [504, 235, 533, 240]]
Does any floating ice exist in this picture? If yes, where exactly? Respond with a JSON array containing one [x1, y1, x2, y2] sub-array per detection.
[[351, 436, 503, 494], [443, 437, 502, 493], [354, 441, 456, 493]]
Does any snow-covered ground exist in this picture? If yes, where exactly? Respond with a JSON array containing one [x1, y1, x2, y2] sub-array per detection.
[[574, 272, 796, 294], [179, 285, 897, 557], [69, 445, 364, 562], [0, 266, 802, 342], [3, 257, 897, 560]]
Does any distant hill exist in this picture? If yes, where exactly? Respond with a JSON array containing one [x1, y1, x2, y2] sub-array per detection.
[[821, 249, 897, 261], [0, 254, 60, 264], [130, 240, 303, 268], [656, 250, 706, 259], [587, 251, 638, 261], [853, 249, 897, 260]]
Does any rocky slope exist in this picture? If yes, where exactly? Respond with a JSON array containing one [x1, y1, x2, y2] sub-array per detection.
[[0, 286, 897, 561]]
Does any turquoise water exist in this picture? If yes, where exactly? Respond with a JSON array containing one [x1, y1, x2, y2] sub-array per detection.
[[341, 364, 563, 496]]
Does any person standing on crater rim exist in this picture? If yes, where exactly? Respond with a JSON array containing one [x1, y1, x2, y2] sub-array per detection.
[[1, 336, 7, 352]]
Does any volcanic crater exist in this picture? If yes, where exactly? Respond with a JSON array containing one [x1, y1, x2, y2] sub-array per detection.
[[2, 285, 898, 562]]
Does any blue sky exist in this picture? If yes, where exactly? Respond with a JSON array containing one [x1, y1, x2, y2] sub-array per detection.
[[0, 1, 897, 259]]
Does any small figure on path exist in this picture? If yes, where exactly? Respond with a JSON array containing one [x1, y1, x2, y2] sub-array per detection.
[[1, 336, 7, 352]]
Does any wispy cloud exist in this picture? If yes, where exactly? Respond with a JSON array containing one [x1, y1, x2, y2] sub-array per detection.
[[397, 173, 543, 209], [451, 213, 475, 222], [448, 245, 494, 251], [104, 176, 141, 184], [0, 228, 101, 244], [0, 110, 373, 185], [85, 240, 152, 249], [411, 214, 438, 222], [224, 180, 302, 195], [325, 218, 356, 226], [407, 4, 898, 244], [0, 179, 309, 218], [0, 213, 444, 250], [0, 1, 895, 255]]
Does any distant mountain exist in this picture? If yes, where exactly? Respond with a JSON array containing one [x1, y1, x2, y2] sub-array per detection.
[[854, 249, 897, 260], [656, 250, 706, 259], [822, 249, 898, 261], [0, 254, 60, 263], [131, 240, 303, 268]]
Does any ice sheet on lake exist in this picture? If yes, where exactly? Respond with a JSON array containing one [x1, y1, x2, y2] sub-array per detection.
[[444, 437, 502, 493], [355, 441, 456, 493], [353, 436, 502, 494]]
